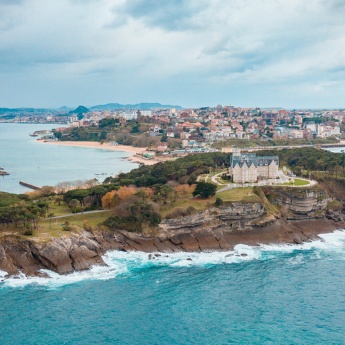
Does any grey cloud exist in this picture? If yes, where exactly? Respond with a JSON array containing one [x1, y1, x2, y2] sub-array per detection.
[[116, 0, 207, 31], [322, 0, 345, 10]]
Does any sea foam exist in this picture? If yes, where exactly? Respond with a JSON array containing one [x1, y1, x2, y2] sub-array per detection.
[[1, 229, 345, 289]]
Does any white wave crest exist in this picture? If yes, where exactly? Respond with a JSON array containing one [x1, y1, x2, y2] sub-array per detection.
[[1, 229, 345, 288]]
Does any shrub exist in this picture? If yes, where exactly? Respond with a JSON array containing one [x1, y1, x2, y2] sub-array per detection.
[[192, 182, 217, 198], [215, 197, 223, 207], [165, 206, 197, 219]]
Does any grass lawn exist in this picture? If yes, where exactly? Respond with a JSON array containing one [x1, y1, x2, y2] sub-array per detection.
[[0, 211, 111, 243], [47, 202, 71, 216], [217, 187, 261, 203], [293, 178, 310, 186], [283, 178, 310, 186], [161, 187, 261, 218], [160, 197, 216, 217]]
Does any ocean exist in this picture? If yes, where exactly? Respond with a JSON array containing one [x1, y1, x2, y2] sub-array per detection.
[[1, 124, 345, 344], [0, 123, 138, 194], [1, 231, 345, 344]]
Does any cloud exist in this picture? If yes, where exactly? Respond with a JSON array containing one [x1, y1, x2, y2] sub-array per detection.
[[115, 0, 207, 31], [0, 0, 344, 108]]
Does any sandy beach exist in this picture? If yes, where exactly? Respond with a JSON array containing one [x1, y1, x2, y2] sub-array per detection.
[[40, 141, 159, 165]]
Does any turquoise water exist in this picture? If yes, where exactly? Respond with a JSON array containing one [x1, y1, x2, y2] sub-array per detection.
[[1, 126, 345, 344], [1, 231, 345, 344], [0, 123, 138, 193]]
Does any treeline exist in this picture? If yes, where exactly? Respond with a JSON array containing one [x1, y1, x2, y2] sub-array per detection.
[[213, 137, 339, 149], [104, 152, 230, 187], [256, 147, 345, 174], [54, 127, 106, 142], [0, 192, 49, 232]]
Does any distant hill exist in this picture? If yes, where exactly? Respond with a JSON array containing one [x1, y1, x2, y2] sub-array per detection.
[[90, 102, 183, 111], [69, 105, 89, 115], [57, 106, 72, 112]]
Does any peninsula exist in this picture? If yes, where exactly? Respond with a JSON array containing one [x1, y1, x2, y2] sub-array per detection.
[[0, 148, 344, 277]]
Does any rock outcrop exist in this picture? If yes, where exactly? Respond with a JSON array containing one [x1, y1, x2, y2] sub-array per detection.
[[0, 233, 105, 277], [0, 192, 343, 278], [270, 188, 329, 216]]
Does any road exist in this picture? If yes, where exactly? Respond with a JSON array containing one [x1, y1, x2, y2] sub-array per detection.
[[49, 209, 110, 220]]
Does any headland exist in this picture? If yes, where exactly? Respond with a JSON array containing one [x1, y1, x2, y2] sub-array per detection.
[[1, 148, 345, 278]]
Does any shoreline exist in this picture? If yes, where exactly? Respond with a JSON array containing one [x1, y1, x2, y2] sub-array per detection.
[[39, 140, 160, 166], [0, 217, 343, 278]]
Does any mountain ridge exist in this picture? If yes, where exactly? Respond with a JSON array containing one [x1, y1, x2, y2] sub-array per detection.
[[90, 102, 183, 111]]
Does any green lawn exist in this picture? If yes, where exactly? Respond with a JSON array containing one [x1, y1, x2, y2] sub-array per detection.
[[47, 202, 71, 216], [217, 187, 261, 203], [161, 186, 261, 218], [0, 211, 111, 243], [293, 178, 310, 186], [160, 197, 216, 217], [283, 178, 310, 186]]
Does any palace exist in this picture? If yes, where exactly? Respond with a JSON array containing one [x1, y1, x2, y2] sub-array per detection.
[[229, 151, 279, 183]]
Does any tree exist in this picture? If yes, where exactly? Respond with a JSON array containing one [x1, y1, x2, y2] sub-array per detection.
[[68, 199, 79, 213], [100, 131, 107, 141], [40, 186, 56, 197], [54, 195, 63, 206], [102, 191, 117, 209], [192, 182, 217, 198], [156, 184, 176, 204], [174, 184, 196, 198]]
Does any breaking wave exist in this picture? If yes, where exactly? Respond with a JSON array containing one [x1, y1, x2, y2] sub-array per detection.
[[1, 229, 345, 289]]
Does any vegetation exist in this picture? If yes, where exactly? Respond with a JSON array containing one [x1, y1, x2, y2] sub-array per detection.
[[103, 197, 161, 233], [104, 152, 229, 187], [213, 137, 339, 149], [256, 147, 345, 177], [0, 192, 49, 232], [2, 147, 345, 238], [193, 182, 217, 198]]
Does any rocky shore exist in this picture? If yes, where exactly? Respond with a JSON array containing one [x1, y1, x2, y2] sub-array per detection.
[[0, 216, 343, 278], [1, 186, 344, 278]]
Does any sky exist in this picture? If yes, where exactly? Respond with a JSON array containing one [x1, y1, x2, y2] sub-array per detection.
[[0, 0, 344, 109]]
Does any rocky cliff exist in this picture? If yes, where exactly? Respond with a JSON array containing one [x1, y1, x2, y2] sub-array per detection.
[[265, 187, 329, 217], [0, 191, 344, 278]]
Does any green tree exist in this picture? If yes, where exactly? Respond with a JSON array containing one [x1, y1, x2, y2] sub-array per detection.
[[99, 131, 107, 141], [69, 199, 79, 213], [192, 182, 217, 198]]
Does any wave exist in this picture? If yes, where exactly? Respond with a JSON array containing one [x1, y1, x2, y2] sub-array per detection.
[[1, 229, 345, 289]]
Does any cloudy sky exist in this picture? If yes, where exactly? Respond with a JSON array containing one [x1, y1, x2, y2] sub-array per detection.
[[0, 0, 344, 108]]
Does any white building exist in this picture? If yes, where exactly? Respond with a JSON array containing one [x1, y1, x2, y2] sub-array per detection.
[[229, 151, 279, 183]]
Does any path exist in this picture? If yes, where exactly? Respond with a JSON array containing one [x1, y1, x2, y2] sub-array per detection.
[[49, 209, 110, 220]]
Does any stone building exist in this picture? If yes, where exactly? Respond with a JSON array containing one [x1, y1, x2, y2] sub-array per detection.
[[229, 151, 279, 183]]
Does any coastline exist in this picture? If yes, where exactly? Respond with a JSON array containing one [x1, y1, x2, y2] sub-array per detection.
[[0, 217, 343, 278], [39, 140, 160, 166]]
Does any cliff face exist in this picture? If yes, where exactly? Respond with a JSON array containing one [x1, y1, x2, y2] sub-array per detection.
[[0, 233, 105, 277], [161, 203, 265, 231], [0, 190, 343, 278], [268, 188, 329, 216]]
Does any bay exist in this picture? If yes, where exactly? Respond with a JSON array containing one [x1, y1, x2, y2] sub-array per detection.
[[0, 123, 138, 194]]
